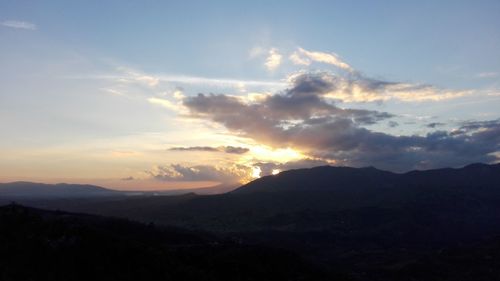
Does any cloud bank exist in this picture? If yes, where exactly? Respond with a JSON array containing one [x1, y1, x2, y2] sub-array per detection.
[[147, 164, 251, 183], [183, 72, 499, 172]]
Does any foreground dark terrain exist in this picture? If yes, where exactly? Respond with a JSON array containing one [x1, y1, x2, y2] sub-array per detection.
[[0, 204, 328, 281], [2, 163, 500, 280]]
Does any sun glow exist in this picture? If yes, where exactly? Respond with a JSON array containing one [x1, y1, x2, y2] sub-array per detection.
[[271, 169, 280, 175], [251, 166, 262, 178], [246, 146, 304, 163]]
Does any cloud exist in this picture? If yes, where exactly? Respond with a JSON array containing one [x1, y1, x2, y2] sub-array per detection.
[[153, 74, 284, 88], [148, 97, 181, 112], [458, 118, 500, 131], [477, 72, 499, 78], [290, 48, 354, 72], [294, 118, 500, 171], [249, 46, 266, 58], [287, 48, 469, 102], [101, 88, 126, 96], [121, 176, 134, 181], [265, 48, 282, 71], [1, 20, 36, 30], [169, 146, 250, 154], [223, 146, 250, 154], [169, 146, 219, 152], [388, 121, 399, 128], [116, 67, 159, 87], [285, 71, 469, 103], [83, 72, 284, 89], [147, 164, 251, 183], [172, 88, 185, 100], [183, 73, 396, 147], [289, 51, 311, 66], [297, 72, 471, 103], [427, 122, 446, 128], [183, 72, 500, 172]]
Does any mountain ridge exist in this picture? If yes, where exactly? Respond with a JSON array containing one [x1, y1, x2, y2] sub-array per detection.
[[0, 181, 119, 198], [234, 162, 500, 194]]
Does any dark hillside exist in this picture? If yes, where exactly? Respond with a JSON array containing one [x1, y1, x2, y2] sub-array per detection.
[[0, 204, 330, 281]]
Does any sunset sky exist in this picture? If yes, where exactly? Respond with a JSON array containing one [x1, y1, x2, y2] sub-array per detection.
[[1, 1, 499, 190]]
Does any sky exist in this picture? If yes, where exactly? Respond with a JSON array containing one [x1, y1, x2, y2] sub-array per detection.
[[1, 0, 499, 190]]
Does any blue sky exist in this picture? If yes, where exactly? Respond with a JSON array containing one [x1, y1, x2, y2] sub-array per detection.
[[1, 1, 499, 190]]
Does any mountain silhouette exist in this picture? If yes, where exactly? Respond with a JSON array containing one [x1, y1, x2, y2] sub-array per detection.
[[0, 181, 119, 198], [2, 163, 500, 280], [234, 163, 500, 193]]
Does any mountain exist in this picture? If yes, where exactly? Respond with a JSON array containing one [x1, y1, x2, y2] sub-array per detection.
[[0, 181, 120, 198], [234, 163, 500, 193], [12, 163, 500, 233], [3, 163, 500, 280], [0, 181, 237, 201], [146, 183, 239, 195]]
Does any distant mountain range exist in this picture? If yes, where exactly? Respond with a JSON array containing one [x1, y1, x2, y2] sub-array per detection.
[[8, 163, 499, 233], [0, 181, 119, 198], [2, 163, 498, 200], [234, 163, 500, 193], [0, 181, 237, 200], [2, 163, 500, 280]]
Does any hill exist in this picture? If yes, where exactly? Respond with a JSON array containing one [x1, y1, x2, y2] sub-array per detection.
[[234, 163, 500, 193], [0, 181, 120, 199], [0, 204, 329, 281], [3, 163, 500, 280]]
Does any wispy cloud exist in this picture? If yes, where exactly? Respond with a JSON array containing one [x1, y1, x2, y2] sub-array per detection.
[[116, 67, 160, 87], [101, 88, 126, 96], [289, 51, 311, 65], [148, 97, 184, 112], [290, 47, 354, 72], [155, 74, 285, 87], [75, 72, 285, 89], [477, 72, 499, 78], [1, 20, 37, 30], [169, 146, 250, 154], [249, 46, 265, 58], [92, 64, 470, 104]]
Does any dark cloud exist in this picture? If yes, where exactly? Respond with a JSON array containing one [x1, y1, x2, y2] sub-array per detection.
[[183, 72, 500, 172], [222, 146, 250, 154], [169, 146, 249, 154], [304, 119, 500, 171], [459, 119, 500, 131], [280, 71, 468, 103], [170, 146, 219, 152], [426, 122, 446, 128], [184, 73, 394, 145], [147, 164, 250, 183], [388, 121, 399, 128]]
